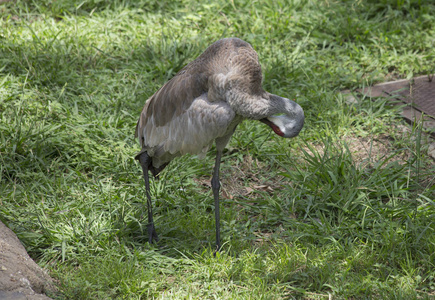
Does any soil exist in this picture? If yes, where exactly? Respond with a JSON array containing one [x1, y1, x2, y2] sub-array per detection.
[[0, 221, 54, 300]]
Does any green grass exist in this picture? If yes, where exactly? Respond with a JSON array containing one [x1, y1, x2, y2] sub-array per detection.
[[1, 0, 435, 299]]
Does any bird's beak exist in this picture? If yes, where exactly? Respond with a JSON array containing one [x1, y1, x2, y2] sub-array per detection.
[[259, 118, 285, 137]]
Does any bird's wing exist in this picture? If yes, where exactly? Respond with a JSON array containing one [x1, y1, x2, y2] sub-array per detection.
[[143, 64, 208, 128], [138, 93, 235, 167]]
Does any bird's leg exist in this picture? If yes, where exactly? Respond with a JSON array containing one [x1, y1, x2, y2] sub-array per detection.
[[211, 150, 223, 254], [136, 151, 159, 243]]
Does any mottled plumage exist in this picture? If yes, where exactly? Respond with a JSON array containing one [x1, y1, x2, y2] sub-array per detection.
[[135, 38, 304, 251]]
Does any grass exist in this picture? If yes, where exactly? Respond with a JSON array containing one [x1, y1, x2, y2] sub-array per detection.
[[1, 0, 435, 298]]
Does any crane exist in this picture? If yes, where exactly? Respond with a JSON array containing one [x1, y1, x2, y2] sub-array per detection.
[[135, 38, 304, 252]]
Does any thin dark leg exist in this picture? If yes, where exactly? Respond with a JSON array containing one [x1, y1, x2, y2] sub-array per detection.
[[136, 152, 159, 243], [211, 150, 222, 254]]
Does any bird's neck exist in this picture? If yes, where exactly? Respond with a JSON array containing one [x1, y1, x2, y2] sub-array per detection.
[[226, 90, 288, 120]]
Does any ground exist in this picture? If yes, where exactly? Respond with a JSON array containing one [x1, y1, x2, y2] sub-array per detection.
[[0, 111, 434, 299]]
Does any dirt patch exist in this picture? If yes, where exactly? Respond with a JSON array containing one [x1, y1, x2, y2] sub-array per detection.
[[195, 124, 434, 201], [0, 221, 54, 300], [304, 125, 434, 167]]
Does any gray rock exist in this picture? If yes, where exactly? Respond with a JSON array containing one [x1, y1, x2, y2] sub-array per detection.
[[0, 221, 54, 299]]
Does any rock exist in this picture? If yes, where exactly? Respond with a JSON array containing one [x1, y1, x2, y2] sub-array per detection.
[[0, 220, 54, 299]]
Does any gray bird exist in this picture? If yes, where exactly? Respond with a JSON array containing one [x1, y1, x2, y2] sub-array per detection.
[[135, 38, 304, 252]]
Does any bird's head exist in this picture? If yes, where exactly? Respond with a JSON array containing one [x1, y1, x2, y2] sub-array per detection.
[[260, 96, 304, 138]]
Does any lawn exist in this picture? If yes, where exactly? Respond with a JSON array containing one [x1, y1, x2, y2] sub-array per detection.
[[1, 0, 435, 299]]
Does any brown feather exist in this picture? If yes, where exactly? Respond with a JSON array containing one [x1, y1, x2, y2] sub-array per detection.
[[136, 38, 257, 134]]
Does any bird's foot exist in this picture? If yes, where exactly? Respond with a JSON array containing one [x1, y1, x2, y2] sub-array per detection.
[[147, 223, 159, 244]]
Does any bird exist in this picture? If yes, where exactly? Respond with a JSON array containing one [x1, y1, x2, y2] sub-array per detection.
[[135, 37, 304, 252]]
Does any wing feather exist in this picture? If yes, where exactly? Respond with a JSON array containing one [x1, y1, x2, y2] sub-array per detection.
[[139, 94, 235, 167]]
